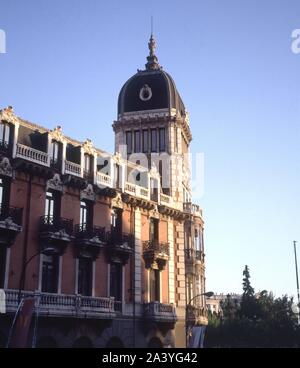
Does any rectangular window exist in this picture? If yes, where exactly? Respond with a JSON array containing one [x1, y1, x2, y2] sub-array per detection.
[[114, 164, 123, 190], [80, 201, 87, 226], [142, 130, 148, 153], [51, 141, 60, 163], [42, 254, 58, 293], [111, 208, 122, 244], [0, 177, 10, 215], [78, 258, 92, 296], [150, 269, 160, 302], [150, 218, 159, 242], [126, 131, 132, 154], [0, 178, 3, 206], [150, 178, 158, 202], [151, 129, 157, 152], [0, 123, 10, 145], [134, 130, 140, 153], [159, 128, 165, 152], [0, 247, 6, 288], [110, 263, 122, 301], [45, 191, 60, 219], [84, 154, 91, 173], [45, 192, 54, 217]]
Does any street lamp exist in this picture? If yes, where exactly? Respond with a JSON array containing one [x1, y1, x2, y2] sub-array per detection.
[[293, 241, 300, 324], [186, 291, 214, 348]]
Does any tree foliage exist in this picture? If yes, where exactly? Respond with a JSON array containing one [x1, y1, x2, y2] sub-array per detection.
[[205, 266, 300, 347]]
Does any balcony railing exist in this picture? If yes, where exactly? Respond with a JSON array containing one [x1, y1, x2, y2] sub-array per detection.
[[143, 240, 169, 270], [16, 143, 49, 166], [39, 215, 73, 236], [144, 301, 177, 323], [143, 240, 169, 256], [65, 160, 82, 177], [106, 231, 134, 248], [0, 204, 23, 226], [96, 172, 112, 187], [105, 231, 134, 264], [74, 223, 106, 242], [183, 202, 203, 217], [160, 193, 173, 206], [124, 182, 149, 200], [5, 289, 116, 318]]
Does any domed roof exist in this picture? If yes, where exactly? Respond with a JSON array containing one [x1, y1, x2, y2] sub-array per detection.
[[118, 35, 185, 117]]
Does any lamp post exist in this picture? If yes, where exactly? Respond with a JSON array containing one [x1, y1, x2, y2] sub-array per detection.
[[186, 291, 214, 348], [293, 241, 300, 324]]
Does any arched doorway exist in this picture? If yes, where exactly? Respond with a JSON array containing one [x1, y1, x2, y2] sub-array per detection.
[[73, 336, 93, 348], [36, 336, 58, 348], [105, 337, 124, 348], [148, 337, 163, 348]]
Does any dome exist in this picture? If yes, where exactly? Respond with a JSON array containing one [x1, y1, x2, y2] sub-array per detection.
[[118, 35, 185, 117]]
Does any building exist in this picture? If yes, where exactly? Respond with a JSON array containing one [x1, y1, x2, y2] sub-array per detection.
[[206, 294, 242, 316], [0, 34, 206, 348]]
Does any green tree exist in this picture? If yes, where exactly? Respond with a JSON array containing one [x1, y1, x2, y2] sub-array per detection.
[[240, 265, 259, 319]]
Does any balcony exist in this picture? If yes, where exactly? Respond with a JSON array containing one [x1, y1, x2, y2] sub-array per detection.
[[5, 289, 116, 319], [105, 231, 134, 265], [144, 302, 177, 324], [74, 223, 106, 259], [39, 215, 73, 254], [96, 172, 112, 188], [0, 205, 23, 246], [16, 143, 49, 167], [143, 240, 169, 270], [124, 182, 150, 201], [160, 193, 173, 207], [64, 160, 82, 177], [183, 202, 203, 217], [186, 305, 208, 326]]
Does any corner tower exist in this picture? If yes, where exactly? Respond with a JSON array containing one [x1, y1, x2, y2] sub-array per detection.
[[113, 34, 193, 207]]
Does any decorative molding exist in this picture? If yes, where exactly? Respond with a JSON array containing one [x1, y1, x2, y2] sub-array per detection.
[[82, 139, 96, 156], [80, 183, 96, 202], [0, 157, 13, 177], [113, 152, 123, 165], [46, 173, 63, 192], [149, 204, 159, 219], [111, 192, 123, 209], [0, 106, 19, 125], [50, 126, 64, 143]]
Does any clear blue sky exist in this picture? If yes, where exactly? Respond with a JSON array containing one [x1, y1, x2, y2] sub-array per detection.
[[1, 0, 299, 298]]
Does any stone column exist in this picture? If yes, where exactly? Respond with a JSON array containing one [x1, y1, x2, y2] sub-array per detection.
[[168, 219, 175, 304], [134, 208, 142, 304]]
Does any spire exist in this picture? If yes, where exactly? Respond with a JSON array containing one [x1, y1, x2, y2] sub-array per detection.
[[145, 18, 161, 71]]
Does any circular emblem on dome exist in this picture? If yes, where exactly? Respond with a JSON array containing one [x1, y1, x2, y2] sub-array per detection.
[[139, 84, 152, 101]]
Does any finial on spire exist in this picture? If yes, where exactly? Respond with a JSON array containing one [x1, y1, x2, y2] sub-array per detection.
[[145, 19, 161, 71]]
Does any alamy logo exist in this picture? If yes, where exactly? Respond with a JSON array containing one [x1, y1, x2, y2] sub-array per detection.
[[291, 29, 300, 54], [0, 29, 6, 54], [0, 289, 6, 314]]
